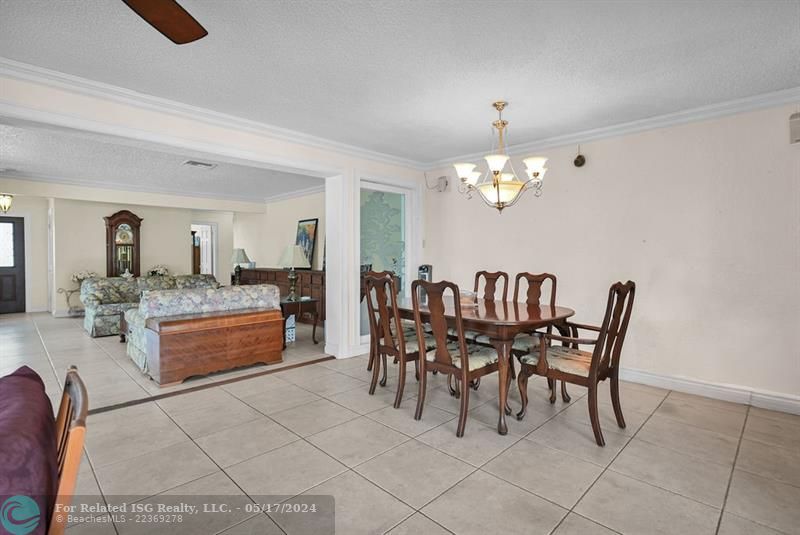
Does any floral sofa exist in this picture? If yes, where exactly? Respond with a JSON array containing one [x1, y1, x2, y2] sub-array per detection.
[[124, 284, 281, 376], [80, 274, 219, 337]]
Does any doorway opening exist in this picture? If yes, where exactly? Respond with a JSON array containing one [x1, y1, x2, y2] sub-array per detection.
[[190, 223, 217, 277], [0, 216, 26, 314]]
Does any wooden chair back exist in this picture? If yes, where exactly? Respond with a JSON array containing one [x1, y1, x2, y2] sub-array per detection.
[[513, 272, 557, 306], [411, 279, 468, 373], [364, 271, 405, 358], [49, 366, 88, 535], [473, 271, 509, 301], [590, 281, 636, 377]]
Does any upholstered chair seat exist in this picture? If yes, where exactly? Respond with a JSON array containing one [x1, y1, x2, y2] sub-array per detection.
[[518, 346, 592, 377], [447, 327, 479, 342], [511, 332, 542, 352], [405, 333, 437, 355], [427, 342, 500, 371]]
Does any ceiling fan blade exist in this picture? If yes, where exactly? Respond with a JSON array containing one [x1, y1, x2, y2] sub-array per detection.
[[122, 0, 208, 45]]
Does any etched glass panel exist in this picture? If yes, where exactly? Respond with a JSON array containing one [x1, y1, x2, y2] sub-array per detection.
[[0, 222, 13, 267]]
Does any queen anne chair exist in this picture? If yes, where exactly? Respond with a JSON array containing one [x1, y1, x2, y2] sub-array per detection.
[[364, 271, 434, 408], [412, 279, 501, 437], [510, 272, 570, 402], [516, 281, 635, 446]]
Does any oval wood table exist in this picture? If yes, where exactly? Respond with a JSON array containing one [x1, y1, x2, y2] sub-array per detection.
[[396, 298, 575, 435]]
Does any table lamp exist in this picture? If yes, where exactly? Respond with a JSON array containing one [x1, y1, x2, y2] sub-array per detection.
[[278, 244, 310, 301], [230, 248, 251, 285]]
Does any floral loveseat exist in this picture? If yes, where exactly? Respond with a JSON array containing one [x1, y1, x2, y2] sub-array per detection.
[[124, 284, 281, 376], [80, 274, 219, 337]]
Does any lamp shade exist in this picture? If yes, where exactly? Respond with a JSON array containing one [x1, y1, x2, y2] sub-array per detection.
[[0, 194, 12, 213], [278, 244, 310, 269], [230, 248, 251, 265]]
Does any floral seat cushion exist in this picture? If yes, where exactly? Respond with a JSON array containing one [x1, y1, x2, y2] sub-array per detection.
[[426, 342, 499, 371], [518, 346, 592, 377], [94, 302, 139, 317], [174, 274, 219, 289], [511, 333, 542, 352], [403, 333, 436, 354], [446, 327, 479, 342], [137, 275, 177, 293]]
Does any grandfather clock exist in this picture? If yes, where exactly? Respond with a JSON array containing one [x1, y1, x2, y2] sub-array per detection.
[[105, 210, 142, 277]]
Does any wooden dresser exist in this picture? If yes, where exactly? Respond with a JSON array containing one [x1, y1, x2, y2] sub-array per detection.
[[239, 268, 325, 322]]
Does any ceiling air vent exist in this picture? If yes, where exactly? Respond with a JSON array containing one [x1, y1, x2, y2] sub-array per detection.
[[182, 160, 217, 170], [791, 112, 800, 145]]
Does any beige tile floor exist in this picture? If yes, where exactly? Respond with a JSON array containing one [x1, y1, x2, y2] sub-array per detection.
[[2, 313, 799, 534]]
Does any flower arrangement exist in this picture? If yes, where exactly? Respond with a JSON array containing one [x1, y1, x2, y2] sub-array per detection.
[[71, 270, 97, 284], [147, 265, 169, 277]]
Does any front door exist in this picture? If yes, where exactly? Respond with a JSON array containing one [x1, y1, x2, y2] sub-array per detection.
[[0, 216, 25, 314]]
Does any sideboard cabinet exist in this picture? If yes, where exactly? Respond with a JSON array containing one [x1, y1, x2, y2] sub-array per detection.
[[239, 268, 325, 322]]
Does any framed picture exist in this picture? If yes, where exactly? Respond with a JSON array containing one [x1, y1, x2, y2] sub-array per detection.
[[295, 218, 318, 269]]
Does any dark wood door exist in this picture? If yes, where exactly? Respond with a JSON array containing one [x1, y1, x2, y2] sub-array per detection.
[[0, 216, 25, 314]]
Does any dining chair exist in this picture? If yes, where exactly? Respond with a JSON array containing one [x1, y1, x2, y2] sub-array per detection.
[[364, 271, 434, 408], [511, 272, 569, 402], [516, 281, 636, 446], [412, 279, 501, 437]]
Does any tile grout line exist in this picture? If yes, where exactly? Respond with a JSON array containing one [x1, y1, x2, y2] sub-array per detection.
[[714, 405, 750, 535], [546, 388, 671, 535]]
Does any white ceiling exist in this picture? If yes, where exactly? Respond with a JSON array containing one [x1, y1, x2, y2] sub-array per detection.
[[0, 123, 323, 201], [0, 0, 798, 164]]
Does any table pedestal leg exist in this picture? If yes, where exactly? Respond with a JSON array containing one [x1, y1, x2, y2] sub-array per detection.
[[491, 338, 514, 435]]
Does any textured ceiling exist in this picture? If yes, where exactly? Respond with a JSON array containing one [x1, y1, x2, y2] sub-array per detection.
[[0, 0, 798, 163], [0, 123, 323, 201]]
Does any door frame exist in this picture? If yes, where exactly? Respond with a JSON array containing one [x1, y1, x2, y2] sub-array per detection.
[[190, 221, 219, 278], [0, 214, 29, 313], [356, 174, 424, 348]]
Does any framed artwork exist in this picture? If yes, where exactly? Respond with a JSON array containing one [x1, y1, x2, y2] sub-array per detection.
[[295, 218, 318, 269]]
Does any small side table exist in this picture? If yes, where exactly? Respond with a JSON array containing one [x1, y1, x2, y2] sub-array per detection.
[[119, 311, 128, 343], [279, 298, 319, 349]]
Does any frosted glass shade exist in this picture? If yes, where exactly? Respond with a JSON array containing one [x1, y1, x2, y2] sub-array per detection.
[[453, 162, 477, 179], [484, 154, 509, 174], [476, 180, 525, 206], [525, 166, 548, 181], [523, 156, 548, 172], [500, 173, 515, 182], [466, 171, 481, 185], [278, 244, 310, 269], [0, 194, 12, 213]]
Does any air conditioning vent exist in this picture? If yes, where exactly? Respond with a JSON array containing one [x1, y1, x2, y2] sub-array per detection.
[[182, 160, 217, 170], [791, 112, 800, 145]]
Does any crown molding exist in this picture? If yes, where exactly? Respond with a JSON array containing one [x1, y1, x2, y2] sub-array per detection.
[[263, 184, 326, 204], [425, 86, 800, 169], [2, 57, 797, 173], [0, 171, 284, 206], [0, 57, 425, 170]]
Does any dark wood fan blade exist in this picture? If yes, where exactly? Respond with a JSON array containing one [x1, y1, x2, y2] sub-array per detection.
[[122, 0, 208, 45]]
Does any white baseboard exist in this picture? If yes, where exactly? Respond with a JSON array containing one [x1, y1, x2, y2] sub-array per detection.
[[25, 307, 49, 313], [620, 367, 800, 415]]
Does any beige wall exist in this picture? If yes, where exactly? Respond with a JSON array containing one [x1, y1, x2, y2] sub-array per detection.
[[424, 104, 800, 399], [0, 195, 50, 311], [51, 199, 193, 314], [234, 190, 326, 270]]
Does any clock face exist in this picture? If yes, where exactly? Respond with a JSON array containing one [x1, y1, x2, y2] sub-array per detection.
[[115, 227, 133, 244]]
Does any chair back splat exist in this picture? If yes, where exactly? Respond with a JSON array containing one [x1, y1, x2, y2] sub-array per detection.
[[593, 280, 636, 376], [473, 271, 509, 302], [412, 279, 467, 373], [513, 272, 557, 307]]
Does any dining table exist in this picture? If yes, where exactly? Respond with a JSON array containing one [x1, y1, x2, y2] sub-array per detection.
[[396, 297, 575, 435]]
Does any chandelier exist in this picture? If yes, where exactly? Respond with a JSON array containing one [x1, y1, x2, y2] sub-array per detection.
[[453, 101, 548, 213], [0, 193, 12, 214]]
